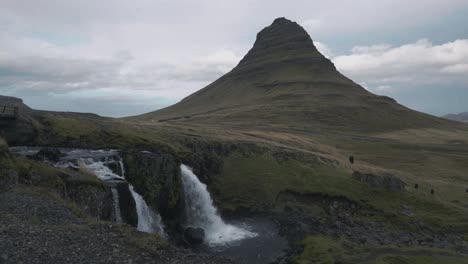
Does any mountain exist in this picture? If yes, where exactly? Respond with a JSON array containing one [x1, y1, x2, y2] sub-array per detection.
[[443, 112, 468, 123], [134, 18, 456, 133]]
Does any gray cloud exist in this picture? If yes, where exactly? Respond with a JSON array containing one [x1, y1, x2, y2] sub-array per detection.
[[1, 0, 468, 116]]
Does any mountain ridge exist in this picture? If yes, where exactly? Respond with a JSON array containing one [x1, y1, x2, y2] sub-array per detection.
[[133, 18, 459, 134], [443, 112, 468, 123]]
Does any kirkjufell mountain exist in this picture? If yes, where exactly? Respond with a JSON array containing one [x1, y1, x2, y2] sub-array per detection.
[[135, 18, 456, 133]]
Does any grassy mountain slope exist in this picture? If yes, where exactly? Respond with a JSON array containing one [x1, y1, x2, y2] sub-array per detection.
[[444, 112, 468, 123], [134, 18, 461, 134]]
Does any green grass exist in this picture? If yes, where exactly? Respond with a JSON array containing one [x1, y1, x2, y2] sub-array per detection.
[[211, 150, 468, 234], [292, 235, 466, 264]]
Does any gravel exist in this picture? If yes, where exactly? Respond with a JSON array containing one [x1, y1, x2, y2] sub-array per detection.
[[0, 187, 234, 264]]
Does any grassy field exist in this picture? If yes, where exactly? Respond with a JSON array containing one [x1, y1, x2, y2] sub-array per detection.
[[26, 111, 468, 236], [293, 235, 467, 264]]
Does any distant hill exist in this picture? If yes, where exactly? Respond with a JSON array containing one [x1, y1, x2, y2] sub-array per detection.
[[443, 112, 468, 123], [133, 18, 457, 134]]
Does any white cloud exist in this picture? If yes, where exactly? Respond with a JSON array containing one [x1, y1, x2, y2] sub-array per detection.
[[314, 41, 334, 58], [332, 39, 468, 89], [1, 0, 468, 116]]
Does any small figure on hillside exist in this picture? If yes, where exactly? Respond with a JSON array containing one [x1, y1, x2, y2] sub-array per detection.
[[465, 188, 468, 193], [430, 189, 435, 195], [414, 184, 419, 189], [349, 155, 354, 164]]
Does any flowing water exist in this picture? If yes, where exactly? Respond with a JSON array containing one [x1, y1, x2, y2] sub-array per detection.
[[180, 164, 257, 245], [111, 187, 123, 223], [180, 164, 287, 263], [129, 186, 166, 236], [10, 147, 287, 262], [9, 147, 165, 236]]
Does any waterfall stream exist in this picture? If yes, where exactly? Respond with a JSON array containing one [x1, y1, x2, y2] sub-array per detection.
[[111, 187, 123, 223], [180, 164, 257, 246], [77, 155, 165, 236], [130, 186, 166, 236]]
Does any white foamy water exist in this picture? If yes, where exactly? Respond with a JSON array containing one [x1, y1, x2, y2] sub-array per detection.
[[130, 186, 166, 236], [180, 164, 257, 246], [77, 157, 166, 236]]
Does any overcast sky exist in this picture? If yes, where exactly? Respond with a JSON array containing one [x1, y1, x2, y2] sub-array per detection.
[[1, 0, 467, 117]]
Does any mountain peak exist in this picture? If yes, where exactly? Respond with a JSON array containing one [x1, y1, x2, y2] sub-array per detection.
[[236, 17, 328, 70]]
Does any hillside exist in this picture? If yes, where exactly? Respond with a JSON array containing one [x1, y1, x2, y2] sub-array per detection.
[[444, 112, 468, 123], [134, 18, 460, 134]]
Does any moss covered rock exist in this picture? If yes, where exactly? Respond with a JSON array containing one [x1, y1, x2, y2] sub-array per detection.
[[122, 147, 183, 229]]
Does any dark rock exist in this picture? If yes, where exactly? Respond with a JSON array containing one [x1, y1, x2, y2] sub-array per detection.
[[0, 96, 36, 146], [122, 147, 183, 227], [0, 169, 18, 192], [115, 182, 138, 227], [401, 205, 414, 217], [236, 17, 335, 73], [65, 178, 113, 221], [184, 227, 205, 244], [32, 147, 65, 162], [107, 161, 123, 177], [352, 171, 405, 192]]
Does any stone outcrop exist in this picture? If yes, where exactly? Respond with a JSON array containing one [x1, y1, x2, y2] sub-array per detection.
[[352, 171, 405, 192], [32, 147, 65, 163], [0, 96, 36, 146], [115, 182, 138, 227], [65, 178, 114, 221], [122, 147, 183, 228], [236, 17, 334, 72]]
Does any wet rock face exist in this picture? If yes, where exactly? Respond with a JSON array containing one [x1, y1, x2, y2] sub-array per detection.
[[352, 171, 405, 192], [32, 147, 65, 163], [115, 182, 138, 227], [184, 227, 205, 245], [122, 147, 183, 224]]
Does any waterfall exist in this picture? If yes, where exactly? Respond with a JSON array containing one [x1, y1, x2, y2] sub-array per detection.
[[130, 186, 166, 236], [180, 164, 256, 246], [111, 187, 123, 223], [119, 158, 126, 178], [77, 155, 165, 236]]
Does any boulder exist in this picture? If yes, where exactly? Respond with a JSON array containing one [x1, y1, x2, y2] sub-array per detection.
[[184, 227, 205, 244], [32, 147, 64, 162], [352, 171, 405, 192]]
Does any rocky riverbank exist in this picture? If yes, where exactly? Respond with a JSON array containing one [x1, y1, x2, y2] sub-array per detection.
[[0, 187, 234, 264]]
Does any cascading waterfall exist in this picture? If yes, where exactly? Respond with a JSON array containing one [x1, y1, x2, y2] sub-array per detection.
[[180, 164, 257, 246], [9, 148, 167, 237], [111, 187, 123, 223], [130, 186, 166, 237], [78, 156, 165, 235]]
